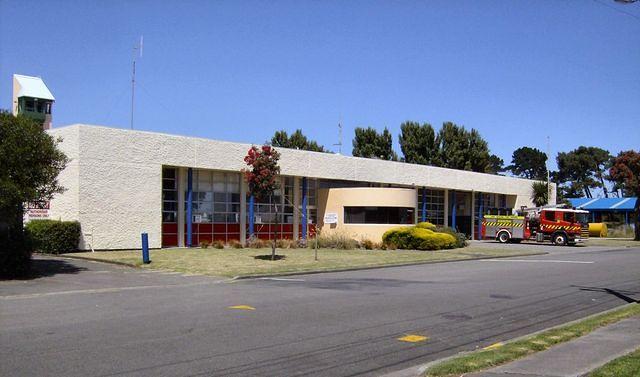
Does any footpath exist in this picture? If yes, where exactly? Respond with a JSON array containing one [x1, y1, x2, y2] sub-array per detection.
[[467, 316, 640, 377]]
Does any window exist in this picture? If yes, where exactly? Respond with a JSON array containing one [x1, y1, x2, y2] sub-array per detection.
[[344, 206, 414, 224], [475, 193, 512, 217], [162, 167, 177, 223], [563, 212, 575, 223], [25, 99, 35, 112], [545, 211, 555, 221], [418, 188, 444, 225], [188, 170, 240, 225]]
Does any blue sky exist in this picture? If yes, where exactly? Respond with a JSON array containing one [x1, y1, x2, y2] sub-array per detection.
[[1, 0, 639, 171]]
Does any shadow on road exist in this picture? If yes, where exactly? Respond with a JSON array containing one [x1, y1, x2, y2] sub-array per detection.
[[2, 257, 88, 281], [573, 285, 639, 304]]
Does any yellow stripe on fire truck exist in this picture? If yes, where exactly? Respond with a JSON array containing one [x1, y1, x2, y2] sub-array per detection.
[[541, 225, 581, 231], [484, 222, 523, 227]]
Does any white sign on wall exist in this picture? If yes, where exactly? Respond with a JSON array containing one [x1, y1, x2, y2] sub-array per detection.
[[323, 213, 338, 224]]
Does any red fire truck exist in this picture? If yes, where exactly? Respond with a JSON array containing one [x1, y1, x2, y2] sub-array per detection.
[[481, 206, 590, 246]]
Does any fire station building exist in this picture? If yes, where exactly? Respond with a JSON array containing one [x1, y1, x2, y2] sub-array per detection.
[[46, 124, 554, 250]]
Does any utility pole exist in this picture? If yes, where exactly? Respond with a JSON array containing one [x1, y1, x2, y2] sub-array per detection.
[[546, 136, 551, 204], [333, 119, 343, 154], [131, 36, 143, 130]]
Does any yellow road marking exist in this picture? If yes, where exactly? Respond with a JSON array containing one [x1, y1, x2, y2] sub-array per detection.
[[228, 305, 256, 311], [483, 342, 504, 350], [398, 334, 428, 343]]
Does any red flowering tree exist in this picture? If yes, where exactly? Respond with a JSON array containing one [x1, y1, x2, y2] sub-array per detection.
[[242, 145, 281, 258], [609, 150, 640, 241]]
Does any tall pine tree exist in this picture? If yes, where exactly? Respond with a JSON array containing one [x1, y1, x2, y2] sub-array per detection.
[[398, 121, 437, 165]]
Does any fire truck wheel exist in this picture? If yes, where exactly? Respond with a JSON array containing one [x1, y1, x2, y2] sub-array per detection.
[[497, 231, 510, 243], [553, 233, 567, 246]]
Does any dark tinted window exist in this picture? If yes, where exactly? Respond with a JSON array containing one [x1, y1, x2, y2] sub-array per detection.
[[344, 207, 414, 224], [544, 211, 555, 221]]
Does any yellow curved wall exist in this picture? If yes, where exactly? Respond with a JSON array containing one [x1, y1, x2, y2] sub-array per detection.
[[317, 187, 417, 242]]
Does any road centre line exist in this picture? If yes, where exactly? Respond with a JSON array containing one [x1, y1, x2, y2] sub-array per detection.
[[481, 259, 594, 264]]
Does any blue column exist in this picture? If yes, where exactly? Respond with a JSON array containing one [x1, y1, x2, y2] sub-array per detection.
[[421, 188, 427, 223], [301, 177, 308, 239], [451, 190, 457, 230], [186, 168, 193, 247], [141, 233, 150, 264], [592, 211, 595, 223], [249, 194, 255, 238], [478, 192, 483, 240]]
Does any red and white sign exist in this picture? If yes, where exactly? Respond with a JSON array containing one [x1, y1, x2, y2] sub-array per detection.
[[24, 201, 50, 222]]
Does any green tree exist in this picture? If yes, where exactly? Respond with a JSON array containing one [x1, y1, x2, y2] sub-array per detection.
[[507, 147, 548, 180], [467, 128, 492, 173], [352, 126, 397, 160], [398, 121, 437, 165], [242, 145, 281, 259], [270, 129, 326, 152], [531, 181, 549, 207], [608, 150, 640, 241], [487, 154, 505, 174], [434, 122, 492, 173], [435, 122, 469, 170], [556, 146, 612, 198], [0, 111, 68, 278]]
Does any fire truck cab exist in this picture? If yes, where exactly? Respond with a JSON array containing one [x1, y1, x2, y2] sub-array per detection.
[[482, 207, 590, 246], [528, 208, 590, 245]]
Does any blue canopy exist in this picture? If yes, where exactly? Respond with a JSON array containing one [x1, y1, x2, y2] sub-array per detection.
[[568, 197, 637, 211]]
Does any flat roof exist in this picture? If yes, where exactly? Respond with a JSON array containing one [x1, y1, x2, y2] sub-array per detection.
[[48, 124, 548, 198], [13, 74, 55, 100], [568, 197, 637, 211]]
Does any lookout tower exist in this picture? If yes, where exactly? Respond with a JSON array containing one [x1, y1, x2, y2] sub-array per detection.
[[12, 74, 55, 129]]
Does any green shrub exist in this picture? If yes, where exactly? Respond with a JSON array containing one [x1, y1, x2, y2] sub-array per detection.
[[416, 222, 437, 231], [0, 222, 33, 278], [435, 226, 468, 248], [382, 226, 458, 250], [25, 220, 81, 254]]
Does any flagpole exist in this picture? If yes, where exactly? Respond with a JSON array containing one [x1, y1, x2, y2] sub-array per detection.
[[130, 36, 143, 130]]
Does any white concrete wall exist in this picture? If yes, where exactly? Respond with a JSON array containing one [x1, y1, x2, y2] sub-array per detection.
[[48, 124, 555, 249], [48, 126, 79, 225]]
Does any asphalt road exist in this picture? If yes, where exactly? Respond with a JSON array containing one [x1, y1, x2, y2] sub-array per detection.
[[1, 243, 639, 377]]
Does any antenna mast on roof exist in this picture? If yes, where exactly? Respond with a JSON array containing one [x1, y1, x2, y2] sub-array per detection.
[[333, 118, 343, 154], [546, 135, 551, 203], [130, 36, 143, 130]]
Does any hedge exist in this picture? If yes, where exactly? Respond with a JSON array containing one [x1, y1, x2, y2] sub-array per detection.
[[382, 224, 466, 251], [435, 226, 468, 249], [416, 221, 437, 231], [25, 220, 81, 254]]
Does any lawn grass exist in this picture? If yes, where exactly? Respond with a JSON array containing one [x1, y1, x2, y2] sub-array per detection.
[[64, 245, 544, 278], [589, 348, 640, 377], [585, 238, 640, 248], [424, 304, 640, 377]]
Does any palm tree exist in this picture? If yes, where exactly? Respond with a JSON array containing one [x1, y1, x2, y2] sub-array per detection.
[[531, 181, 548, 207]]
